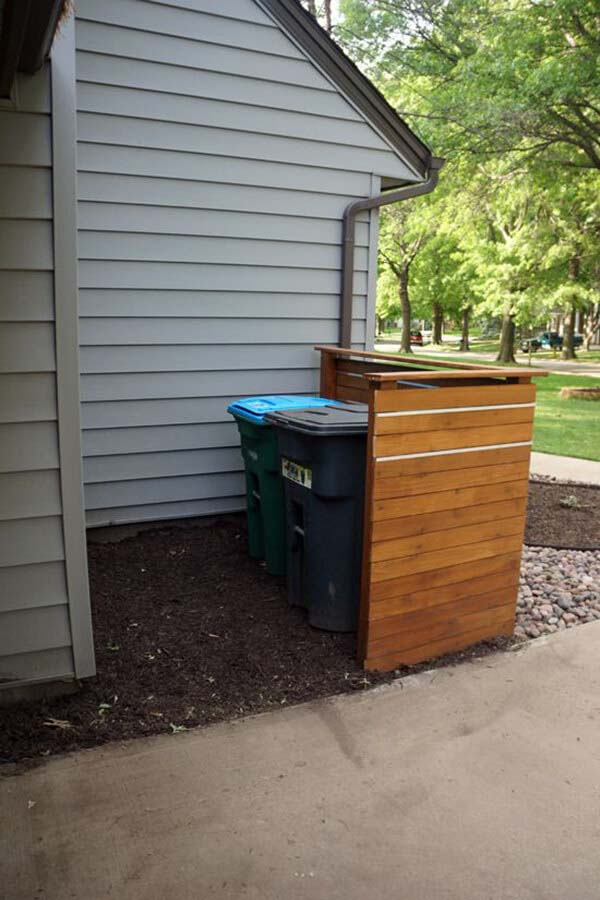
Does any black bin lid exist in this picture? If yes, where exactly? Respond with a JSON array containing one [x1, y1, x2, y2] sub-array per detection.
[[264, 401, 368, 436]]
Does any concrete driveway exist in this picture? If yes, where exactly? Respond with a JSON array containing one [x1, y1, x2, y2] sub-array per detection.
[[2, 623, 600, 900]]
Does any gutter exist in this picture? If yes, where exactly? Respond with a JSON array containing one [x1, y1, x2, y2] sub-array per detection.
[[339, 157, 445, 348]]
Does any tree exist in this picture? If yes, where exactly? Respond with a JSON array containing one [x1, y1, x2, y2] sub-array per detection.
[[301, 0, 332, 32], [378, 202, 433, 353]]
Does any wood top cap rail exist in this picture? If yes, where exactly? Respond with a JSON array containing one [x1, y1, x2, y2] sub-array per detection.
[[314, 345, 547, 381]]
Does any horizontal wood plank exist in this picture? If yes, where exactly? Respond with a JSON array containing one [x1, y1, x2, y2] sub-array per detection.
[[336, 372, 368, 392], [368, 566, 520, 622], [369, 551, 522, 606], [373, 460, 529, 501], [371, 532, 524, 583], [374, 383, 536, 413], [371, 496, 528, 543], [372, 515, 525, 563], [364, 616, 515, 671], [373, 480, 529, 522], [375, 404, 534, 435], [375, 444, 531, 480], [367, 599, 516, 658], [374, 422, 533, 457]]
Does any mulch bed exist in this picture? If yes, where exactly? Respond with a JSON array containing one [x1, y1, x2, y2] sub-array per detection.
[[1, 480, 597, 766], [525, 481, 599, 549]]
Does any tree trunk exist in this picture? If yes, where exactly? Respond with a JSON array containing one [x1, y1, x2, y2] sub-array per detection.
[[459, 306, 471, 351], [398, 265, 412, 354], [305, 0, 316, 14], [496, 313, 516, 363], [375, 314, 385, 337], [562, 257, 580, 360], [584, 303, 599, 351], [432, 301, 443, 344], [561, 302, 577, 359], [323, 0, 332, 31]]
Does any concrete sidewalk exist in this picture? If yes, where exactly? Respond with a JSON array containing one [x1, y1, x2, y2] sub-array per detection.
[[530, 451, 600, 485], [3, 623, 600, 899]]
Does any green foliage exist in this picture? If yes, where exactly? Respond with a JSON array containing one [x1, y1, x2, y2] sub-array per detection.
[[338, 0, 600, 334]]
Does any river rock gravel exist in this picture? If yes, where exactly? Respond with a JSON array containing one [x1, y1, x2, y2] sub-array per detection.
[[516, 546, 600, 639]]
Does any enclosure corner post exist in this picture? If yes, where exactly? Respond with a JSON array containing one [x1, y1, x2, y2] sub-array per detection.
[[318, 347, 338, 399]]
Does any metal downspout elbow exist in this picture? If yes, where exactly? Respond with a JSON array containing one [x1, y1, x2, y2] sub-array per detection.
[[339, 157, 445, 348]]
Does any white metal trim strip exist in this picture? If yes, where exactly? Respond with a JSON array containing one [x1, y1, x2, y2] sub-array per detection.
[[377, 440, 532, 463], [377, 402, 535, 418]]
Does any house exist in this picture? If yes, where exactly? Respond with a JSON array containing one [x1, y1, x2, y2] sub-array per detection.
[[0, 0, 437, 694]]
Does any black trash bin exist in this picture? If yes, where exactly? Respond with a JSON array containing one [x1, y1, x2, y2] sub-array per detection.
[[265, 402, 368, 632]]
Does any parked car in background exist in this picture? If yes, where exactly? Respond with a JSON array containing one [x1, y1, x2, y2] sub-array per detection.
[[410, 330, 424, 346], [520, 331, 583, 352]]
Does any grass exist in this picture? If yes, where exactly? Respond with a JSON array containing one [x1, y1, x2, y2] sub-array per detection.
[[377, 345, 600, 461], [531, 374, 600, 461]]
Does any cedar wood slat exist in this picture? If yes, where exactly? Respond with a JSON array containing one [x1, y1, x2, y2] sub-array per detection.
[[316, 347, 542, 671], [375, 405, 534, 435], [373, 460, 529, 500], [374, 421, 533, 456], [369, 565, 520, 622], [371, 497, 528, 542], [374, 444, 530, 479], [369, 552, 522, 614]]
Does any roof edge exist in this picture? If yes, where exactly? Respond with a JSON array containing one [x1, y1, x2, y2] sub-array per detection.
[[257, 0, 432, 179]]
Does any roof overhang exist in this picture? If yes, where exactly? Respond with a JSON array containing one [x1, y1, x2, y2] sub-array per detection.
[[0, 0, 64, 98], [257, 0, 433, 180]]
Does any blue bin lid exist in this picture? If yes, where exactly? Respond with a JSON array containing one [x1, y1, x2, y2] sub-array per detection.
[[227, 395, 334, 425]]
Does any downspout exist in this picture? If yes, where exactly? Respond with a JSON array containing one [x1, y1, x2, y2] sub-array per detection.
[[339, 156, 445, 347]]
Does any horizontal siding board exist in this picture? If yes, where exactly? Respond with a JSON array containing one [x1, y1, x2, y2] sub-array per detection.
[[0, 113, 51, 166], [80, 368, 319, 401], [77, 143, 372, 197], [77, 172, 363, 219], [80, 344, 323, 374], [84, 471, 244, 510], [373, 480, 529, 523], [86, 494, 245, 528], [76, 0, 304, 58], [0, 646, 74, 686], [0, 605, 72, 658], [0, 374, 57, 423], [0, 168, 52, 219], [374, 422, 533, 457], [78, 262, 367, 294], [371, 497, 528, 544], [143, 0, 276, 25], [81, 396, 265, 429], [0, 221, 53, 271], [76, 21, 332, 91], [82, 422, 238, 456], [76, 52, 362, 119], [79, 318, 344, 346], [77, 83, 389, 150], [77, 204, 369, 247], [0, 517, 65, 568], [0, 272, 55, 321], [0, 322, 56, 372], [0, 561, 68, 613], [0, 422, 59, 472], [0, 470, 62, 521], [78, 291, 366, 321], [373, 461, 530, 501], [77, 113, 411, 179], [77, 231, 367, 271], [84, 446, 242, 483]]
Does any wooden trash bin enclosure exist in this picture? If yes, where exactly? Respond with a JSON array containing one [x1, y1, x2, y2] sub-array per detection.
[[316, 345, 546, 671]]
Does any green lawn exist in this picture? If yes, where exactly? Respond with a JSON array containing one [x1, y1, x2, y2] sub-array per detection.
[[531, 374, 599, 461]]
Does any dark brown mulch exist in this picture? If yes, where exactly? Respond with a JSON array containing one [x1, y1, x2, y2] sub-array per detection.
[[1, 480, 596, 766], [525, 481, 600, 549]]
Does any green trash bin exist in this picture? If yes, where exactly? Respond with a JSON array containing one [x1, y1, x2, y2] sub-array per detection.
[[228, 396, 335, 576]]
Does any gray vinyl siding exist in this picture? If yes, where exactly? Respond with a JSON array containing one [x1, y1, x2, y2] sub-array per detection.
[[74, 0, 412, 526], [0, 69, 76, 687]]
